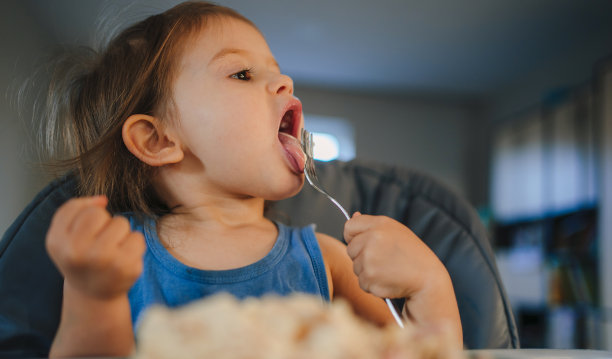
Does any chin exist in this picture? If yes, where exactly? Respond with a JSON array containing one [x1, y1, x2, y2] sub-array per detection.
[[265, 176, 305, 201]]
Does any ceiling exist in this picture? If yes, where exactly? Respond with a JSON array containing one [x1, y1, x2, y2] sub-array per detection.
[[22, 0, 612, 98]]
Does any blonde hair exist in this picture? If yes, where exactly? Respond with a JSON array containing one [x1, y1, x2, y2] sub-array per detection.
[[40, 1, 254, 215]]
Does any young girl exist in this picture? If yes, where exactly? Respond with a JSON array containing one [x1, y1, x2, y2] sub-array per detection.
[[43, 1, 462, 357]]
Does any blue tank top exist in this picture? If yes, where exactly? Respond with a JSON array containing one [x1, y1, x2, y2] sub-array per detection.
[[125, 215, 330, 328]]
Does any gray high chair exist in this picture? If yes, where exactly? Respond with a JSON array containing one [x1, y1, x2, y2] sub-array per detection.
[[0, 159, 519, 357]]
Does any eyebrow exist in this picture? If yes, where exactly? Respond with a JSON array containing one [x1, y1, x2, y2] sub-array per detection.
[[209, 48, 281, 71]]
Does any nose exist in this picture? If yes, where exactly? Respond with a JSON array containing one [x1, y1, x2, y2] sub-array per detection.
[[267, 73, 294, 95]]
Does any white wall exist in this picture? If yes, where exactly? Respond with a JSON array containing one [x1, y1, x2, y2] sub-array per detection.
[[0, 0, 54, 236]]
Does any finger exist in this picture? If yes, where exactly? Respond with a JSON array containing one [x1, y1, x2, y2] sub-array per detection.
[[115, 232, 146, 279], [345, 232, 368, 261], [92, 216, 133, 251], [352, 254, 364, 277], [343, 213, 375, 243], [52, 196, 108, 234], [119, 232, 146, 259], [70, 205, 112, 241]]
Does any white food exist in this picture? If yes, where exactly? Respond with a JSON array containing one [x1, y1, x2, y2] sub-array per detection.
[[133, 293, 463, 359]]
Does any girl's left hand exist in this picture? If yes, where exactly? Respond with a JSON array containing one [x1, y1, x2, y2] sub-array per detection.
[[343, 212, 446, 299], [344, 212, 463, 345]]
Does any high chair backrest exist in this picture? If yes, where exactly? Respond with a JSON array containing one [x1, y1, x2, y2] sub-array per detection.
[[269, 160, 519, 349], [0, 159, 518, 357]]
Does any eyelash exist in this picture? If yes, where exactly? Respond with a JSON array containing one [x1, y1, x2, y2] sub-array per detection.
[[230, 68, 253, 81]]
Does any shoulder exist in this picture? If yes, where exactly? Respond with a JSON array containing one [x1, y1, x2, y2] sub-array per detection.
[[313, 232, 352, 282], [284, 224, 345, 260], [312, 232, 345, 300], [314, 232, 347, 262]]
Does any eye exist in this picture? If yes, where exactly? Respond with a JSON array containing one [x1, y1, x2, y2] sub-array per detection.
[[230, 69, 252, 81]]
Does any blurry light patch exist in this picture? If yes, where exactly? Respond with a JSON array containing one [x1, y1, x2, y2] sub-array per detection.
[[312, 132, 340, 161], [304, 115, 355, 162]]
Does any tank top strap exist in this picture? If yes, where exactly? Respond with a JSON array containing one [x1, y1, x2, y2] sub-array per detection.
[[298, 224, 330, 301]]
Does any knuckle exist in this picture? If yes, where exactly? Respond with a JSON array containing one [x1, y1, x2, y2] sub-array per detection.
[[50, 201, 75, 226], [57, 198, 83, 217], [113, 215, 130, 228], [375, 216, 391, 228], [74, 209, 103, 230], [60, 198, 79, 211], [380, 215, 393, 224], [85, 205, 109, 220], [370, 215, 383, 225], [109, 216, 131, 234]]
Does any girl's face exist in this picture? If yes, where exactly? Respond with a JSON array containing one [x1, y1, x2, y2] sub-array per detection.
[[169, 17, 305, 201]]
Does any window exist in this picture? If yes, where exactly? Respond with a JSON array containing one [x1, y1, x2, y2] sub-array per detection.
[[304, 115, 355, 162]]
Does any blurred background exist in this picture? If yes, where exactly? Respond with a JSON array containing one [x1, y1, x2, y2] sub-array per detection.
[[2, 0, 612, 350]]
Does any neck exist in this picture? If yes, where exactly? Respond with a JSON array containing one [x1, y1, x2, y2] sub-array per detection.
[[151, 168, 279, 268], [164, 195, 267, 229], [153, 161, 271, 233], [155, 191, 272, 251]]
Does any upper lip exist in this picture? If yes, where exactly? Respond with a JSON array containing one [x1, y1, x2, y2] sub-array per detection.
[[278, 97, 303, 138]]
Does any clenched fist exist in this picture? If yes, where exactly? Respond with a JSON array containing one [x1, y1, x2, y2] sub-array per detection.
[[46, 196, 146, 300], [343, 212, 447, 300]]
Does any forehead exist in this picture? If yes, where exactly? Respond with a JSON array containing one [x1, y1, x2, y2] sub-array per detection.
[[179, 16, 273, 67]]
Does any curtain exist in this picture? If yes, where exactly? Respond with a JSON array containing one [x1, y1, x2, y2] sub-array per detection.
[[491, 58, 612, 349], [491, 81, 599, 223]]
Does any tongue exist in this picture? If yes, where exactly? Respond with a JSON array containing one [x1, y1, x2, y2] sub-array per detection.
[[278, 132, 306, 174]]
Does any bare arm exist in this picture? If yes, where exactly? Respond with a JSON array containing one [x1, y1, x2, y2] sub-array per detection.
[[316, 232, 394, 327], [50, 283, 135, 357], [46, 196, 145, 357]]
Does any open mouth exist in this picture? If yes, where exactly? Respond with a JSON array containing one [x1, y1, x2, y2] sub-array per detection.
[[277, 102, 306, 174], [279, 109, 299, 138]]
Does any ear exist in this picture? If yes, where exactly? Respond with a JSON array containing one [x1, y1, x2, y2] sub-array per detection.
[[122, 114, 184, 166]]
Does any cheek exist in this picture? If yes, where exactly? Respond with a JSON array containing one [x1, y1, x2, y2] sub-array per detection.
[[174, 87, 270, 154], [178, 118, 248, 166]]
